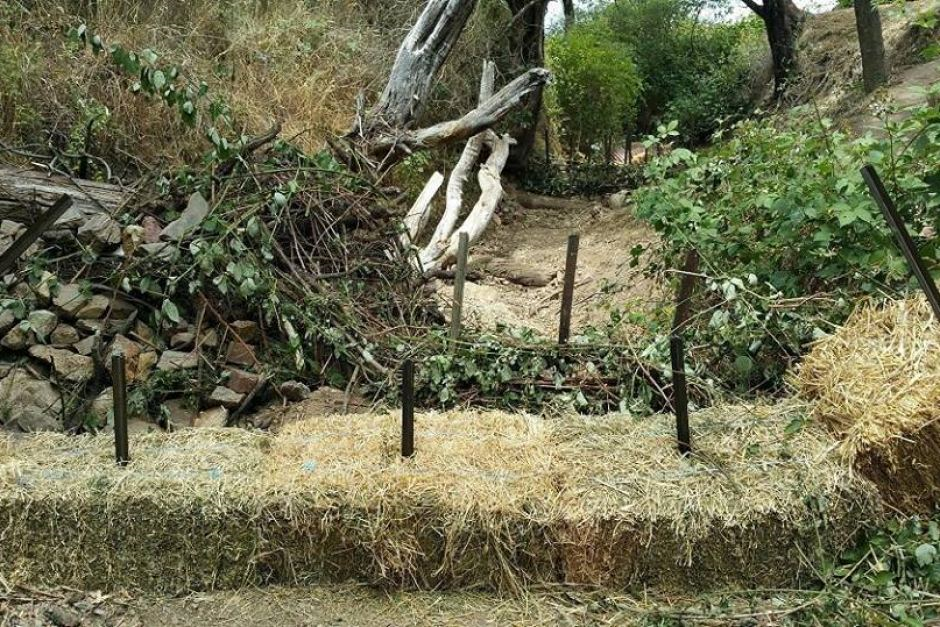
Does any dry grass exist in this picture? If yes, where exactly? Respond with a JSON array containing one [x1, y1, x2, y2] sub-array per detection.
[[794, 296, 940, 512], [0, 0, 512, 172], [0, 403, 879, 594]]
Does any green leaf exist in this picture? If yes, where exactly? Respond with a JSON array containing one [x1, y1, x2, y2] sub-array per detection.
[[161, 299, 181, 324], [915, 543, 937, 566]]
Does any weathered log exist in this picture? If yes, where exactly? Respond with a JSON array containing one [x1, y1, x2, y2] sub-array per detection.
[[400, 171, 444, 248], [419, 61, 496, 268], [367, 68, 550, 159], [360, 0, 480, 134], [422, 131, 513, 274], [508, 187, 594, 212], [0, 167, 132, 224]]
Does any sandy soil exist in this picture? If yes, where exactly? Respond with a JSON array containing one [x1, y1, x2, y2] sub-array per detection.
[[438, 196, 664, 339], [0, 584, 636, 626]]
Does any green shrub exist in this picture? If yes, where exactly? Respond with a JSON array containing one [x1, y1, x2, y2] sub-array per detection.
[[547, 22, 641, 159], [606, 0, 762, 143], [633, 91, 940, 389]]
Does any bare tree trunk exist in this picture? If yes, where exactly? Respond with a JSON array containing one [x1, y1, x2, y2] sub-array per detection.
[[562, 0, 575, 31], [420, 62, 496, 267], [505, 0, 549, 171], [743, 0, 805, 99], [854, 0, 888, 92], [365, 68, 549, 158], [355, 0, 479, 136]]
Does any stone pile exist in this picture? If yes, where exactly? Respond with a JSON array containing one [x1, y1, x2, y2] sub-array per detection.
[[0, 203, 310, 434]]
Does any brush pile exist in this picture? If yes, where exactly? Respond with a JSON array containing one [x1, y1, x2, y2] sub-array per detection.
[[795, 296, 940, 512], [0, 402, 879, 594], [0, 144, 434, 433]]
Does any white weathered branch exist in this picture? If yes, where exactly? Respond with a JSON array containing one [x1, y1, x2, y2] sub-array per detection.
[[400, 171, 444, 248], [419, 61, 496, 267], [421, 131, 513, 274], [363, 0, 479, 133], [367, 68, 550, 156]]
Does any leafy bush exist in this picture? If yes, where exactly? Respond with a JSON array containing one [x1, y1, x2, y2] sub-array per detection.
[[633, 92, 940, 389], [606, 0, 762, 143], [547, 21, 641, 159]]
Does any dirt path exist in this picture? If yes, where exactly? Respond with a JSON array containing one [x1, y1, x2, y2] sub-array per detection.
[[0, 584, 630, 626], [440, 195, 663, 338]]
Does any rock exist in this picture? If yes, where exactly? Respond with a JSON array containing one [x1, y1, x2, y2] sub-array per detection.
[[1, 324, 30, 350], [101, 417, 156, 437], [230, 320, 260, 342], [171, 331, 195, 348], [53, 283, 91, 316], [141, 215, 162, 243], [0, 309, 15, 335], [609, 190, 630, 210], [74, 335, 99, 357], [308, 385, 370, 415], [46, 604, 81, 627], [77, 213, 122, 247], [50, 323, 80, 347], [225, 368, 260, 394], [75, 294, 110, 319], [194, 406, 229, 428], [225, 342, 256, 366], [28, 345, 95, 383], [163, 398, 196, 430], [161, 192, 210, 241], [0, 220, 24, 238], [133, 320, 157, 344], [0, 369, 62, 431], [89, 387, 114, 427], [279, 380, 311, 402], [208, 385, 244, 409], [199, 328, 219, 349], [139, 242, 179, 261], [107, 334, 155, 382], [33, 271, 56, 301], [27, 309, 58, 340], [157, 350, 199, 371]]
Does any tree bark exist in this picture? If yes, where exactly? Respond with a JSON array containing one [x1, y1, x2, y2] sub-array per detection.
[[420, 61, 496, 267], [365, 68, 550, 158], [854, 0, 888, 92], [0, 166, 130, 223], [357, 0, 479, 135], [505, 0, 550, 171], [562, 0, 575, 31], [743, 0, 805, 99]]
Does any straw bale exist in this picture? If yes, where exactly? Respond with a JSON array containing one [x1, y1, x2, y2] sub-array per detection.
[[553, 403, 879, 591], [795, 297, 940, 512], [0, 402, 880, 594]]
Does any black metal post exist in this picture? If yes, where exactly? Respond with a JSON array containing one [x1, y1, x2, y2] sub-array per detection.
[[111, 353, 129, 466], [861, 165, 940, 322], [671, 249, 700, 334], [450, 232, 470, 342], [0, 195, 73, 276], [401, 359, 415, 458], [670, 335, 691, 456], [558, 233, 580, 344]]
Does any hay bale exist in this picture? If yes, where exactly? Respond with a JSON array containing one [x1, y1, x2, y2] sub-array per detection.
[[0, 403, 879, 594], [554, 403, 878, 591], [795, 297, 940, 513]]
